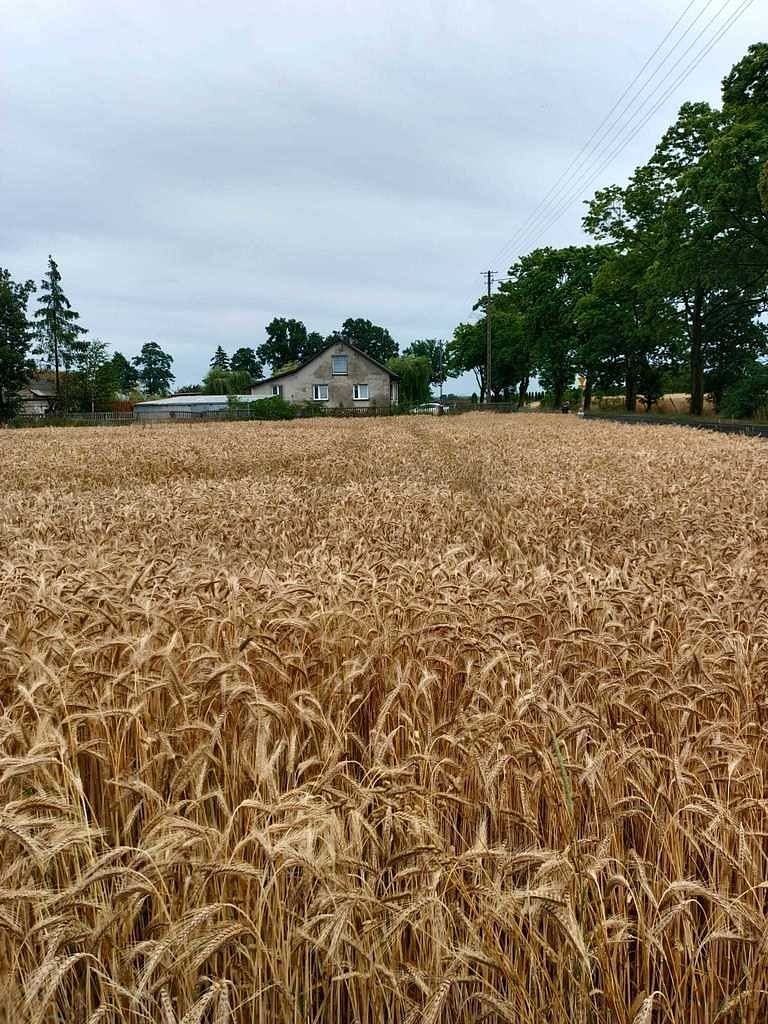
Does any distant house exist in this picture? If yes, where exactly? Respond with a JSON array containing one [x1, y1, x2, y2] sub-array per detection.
[[250, 340, 399, 408], [16, 379, 57, 417]]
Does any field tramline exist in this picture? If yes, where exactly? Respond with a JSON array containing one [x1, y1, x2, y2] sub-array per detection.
[[1, 415, 767, 1023]]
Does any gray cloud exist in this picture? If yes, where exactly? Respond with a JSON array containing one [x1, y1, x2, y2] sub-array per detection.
[[2, 0, 763, 389]]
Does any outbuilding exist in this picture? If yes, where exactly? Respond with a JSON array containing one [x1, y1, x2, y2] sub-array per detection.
[[133, 394, 254, 420], [16, 379, 57, 417]]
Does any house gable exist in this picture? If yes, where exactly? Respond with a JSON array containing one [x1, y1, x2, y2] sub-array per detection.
[[250, 341, 399, 408]]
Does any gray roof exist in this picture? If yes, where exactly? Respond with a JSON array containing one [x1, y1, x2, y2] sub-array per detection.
[[25, 379, 57, 397], [134, 394, 254, 407], [256, 339, 400, 386]]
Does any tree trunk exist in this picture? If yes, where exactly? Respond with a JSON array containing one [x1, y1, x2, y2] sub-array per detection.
[[625, 374, 637, 412], [689, 286, 705, 415], [583, 375, 593, 411], [517, 376, 529, 408], [53, 329, 60, 409]]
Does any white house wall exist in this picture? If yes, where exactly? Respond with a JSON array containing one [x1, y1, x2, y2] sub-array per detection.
[[251, 342, 397, 408]]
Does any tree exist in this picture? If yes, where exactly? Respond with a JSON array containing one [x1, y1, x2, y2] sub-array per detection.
[[72, 337, 119, 412], [331, 318, 398, 364], [574, 250, 680, 411], [203, 368, 253, 395], [132, 342, 174, 396], [386, 354, 431, 405], [585, 45, 768, 415], [230, 346, 263, 379], [720, 359, 768, 419], [110, 351, 140, 393], [306, 331, 326, 359], [257, 318, 311, 373], [497, 246, 606, 407], [447, 321, 487, 400], [210, 345, 230, 370], [403, 339, 448, 392], [0, 268, 35, 421], [33, 256, 87, 408]]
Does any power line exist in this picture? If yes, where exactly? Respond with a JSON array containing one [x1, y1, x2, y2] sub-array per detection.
[[490, 0, 710, 268], [505, 0, 755, 258], [491, 0, 754, 270], [497, 0, 738, 264]]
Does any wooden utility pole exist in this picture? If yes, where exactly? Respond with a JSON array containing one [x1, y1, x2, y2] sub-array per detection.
[[485, 270, 493, 403]]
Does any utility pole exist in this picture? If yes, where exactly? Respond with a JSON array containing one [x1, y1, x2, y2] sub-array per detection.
[[485, 270, 493, 403]]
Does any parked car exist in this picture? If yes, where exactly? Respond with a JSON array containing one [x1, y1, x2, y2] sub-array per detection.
[[410, 403, 449, 416]]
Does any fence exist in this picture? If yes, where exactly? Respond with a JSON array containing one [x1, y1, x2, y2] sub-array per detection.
[[13, 411, 135, 427], [582, 411, 768, 438]]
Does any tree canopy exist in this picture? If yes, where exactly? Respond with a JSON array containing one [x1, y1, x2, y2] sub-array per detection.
[[453, 44, 768, 416], [132, 342, 174, 396], [0, 268, 35, 421], [33, 256, 87, 408]]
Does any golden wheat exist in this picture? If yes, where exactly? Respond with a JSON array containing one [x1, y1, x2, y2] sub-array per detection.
[[1, 414, 767, 1023]]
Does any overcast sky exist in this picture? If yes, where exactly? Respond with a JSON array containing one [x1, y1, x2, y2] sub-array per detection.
[[2, 0, 764, 391]]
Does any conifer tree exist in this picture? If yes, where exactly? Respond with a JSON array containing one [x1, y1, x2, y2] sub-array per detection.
[[33, 256, 87, 408], [210, 345, 230, 370]]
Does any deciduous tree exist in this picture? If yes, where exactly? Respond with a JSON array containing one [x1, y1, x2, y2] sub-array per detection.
[[0, 268, 35, 421], [230, 346, 263, 379], [132, 341, 174, 396]]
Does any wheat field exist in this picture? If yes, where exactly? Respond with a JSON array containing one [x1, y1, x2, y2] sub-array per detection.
[[1, 414, 767, 1024]]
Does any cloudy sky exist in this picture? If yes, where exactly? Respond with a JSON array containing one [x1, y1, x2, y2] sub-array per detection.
[[2, 0, 763, 391]]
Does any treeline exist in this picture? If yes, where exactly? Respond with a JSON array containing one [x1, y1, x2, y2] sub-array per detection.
[[0, 259, 448, 418], [0, 256, 176, 419], [451, 44, 768, 419], [198, 319, 447, 406]]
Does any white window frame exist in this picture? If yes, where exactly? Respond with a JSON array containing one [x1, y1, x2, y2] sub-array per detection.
[[331, 355, 349, 375], [353, 383, 369, 401], [312, 384, 329, 401], [271, 384, 283, 397]]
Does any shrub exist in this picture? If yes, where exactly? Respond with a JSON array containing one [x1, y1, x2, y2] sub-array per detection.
[[248, 396, 296, 420], [720, 361, 768, 420]]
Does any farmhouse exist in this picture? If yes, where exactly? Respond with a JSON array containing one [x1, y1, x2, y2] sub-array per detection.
[[250, 340, 399, 408]]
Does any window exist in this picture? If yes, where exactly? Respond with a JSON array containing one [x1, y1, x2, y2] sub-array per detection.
[[353, 383, 369, 401], [312, 384, 329, 401], [271, 384, 283, 397], [331, 355, 348, 375]]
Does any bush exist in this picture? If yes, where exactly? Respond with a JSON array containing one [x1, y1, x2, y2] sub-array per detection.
[[248, 397, 296, 420], [720, 362, 768, 420]]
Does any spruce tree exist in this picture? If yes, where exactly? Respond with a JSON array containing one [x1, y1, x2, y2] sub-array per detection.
[[33, 256, 87, 408], [210, 345, 230, 370]]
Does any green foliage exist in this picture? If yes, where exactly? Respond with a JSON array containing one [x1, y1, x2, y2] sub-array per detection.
[[331, 318, 398, 364], [584, 45, 768, 415], [386, 354, 431, 405], [71, 337, 119, 411], [110, 351, 140, 392], [0, 268, 35, 422], [257, 319, 316, 373], [230, 346, 263, 379], [402, 339, 447, 387], [248, 396, 296, 420], [33, 256, 87, 407], [132, 341, 174, 396], [720, 361, 768, 419], [203, 368, 252, 395], [210, 345, 229, 370]]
